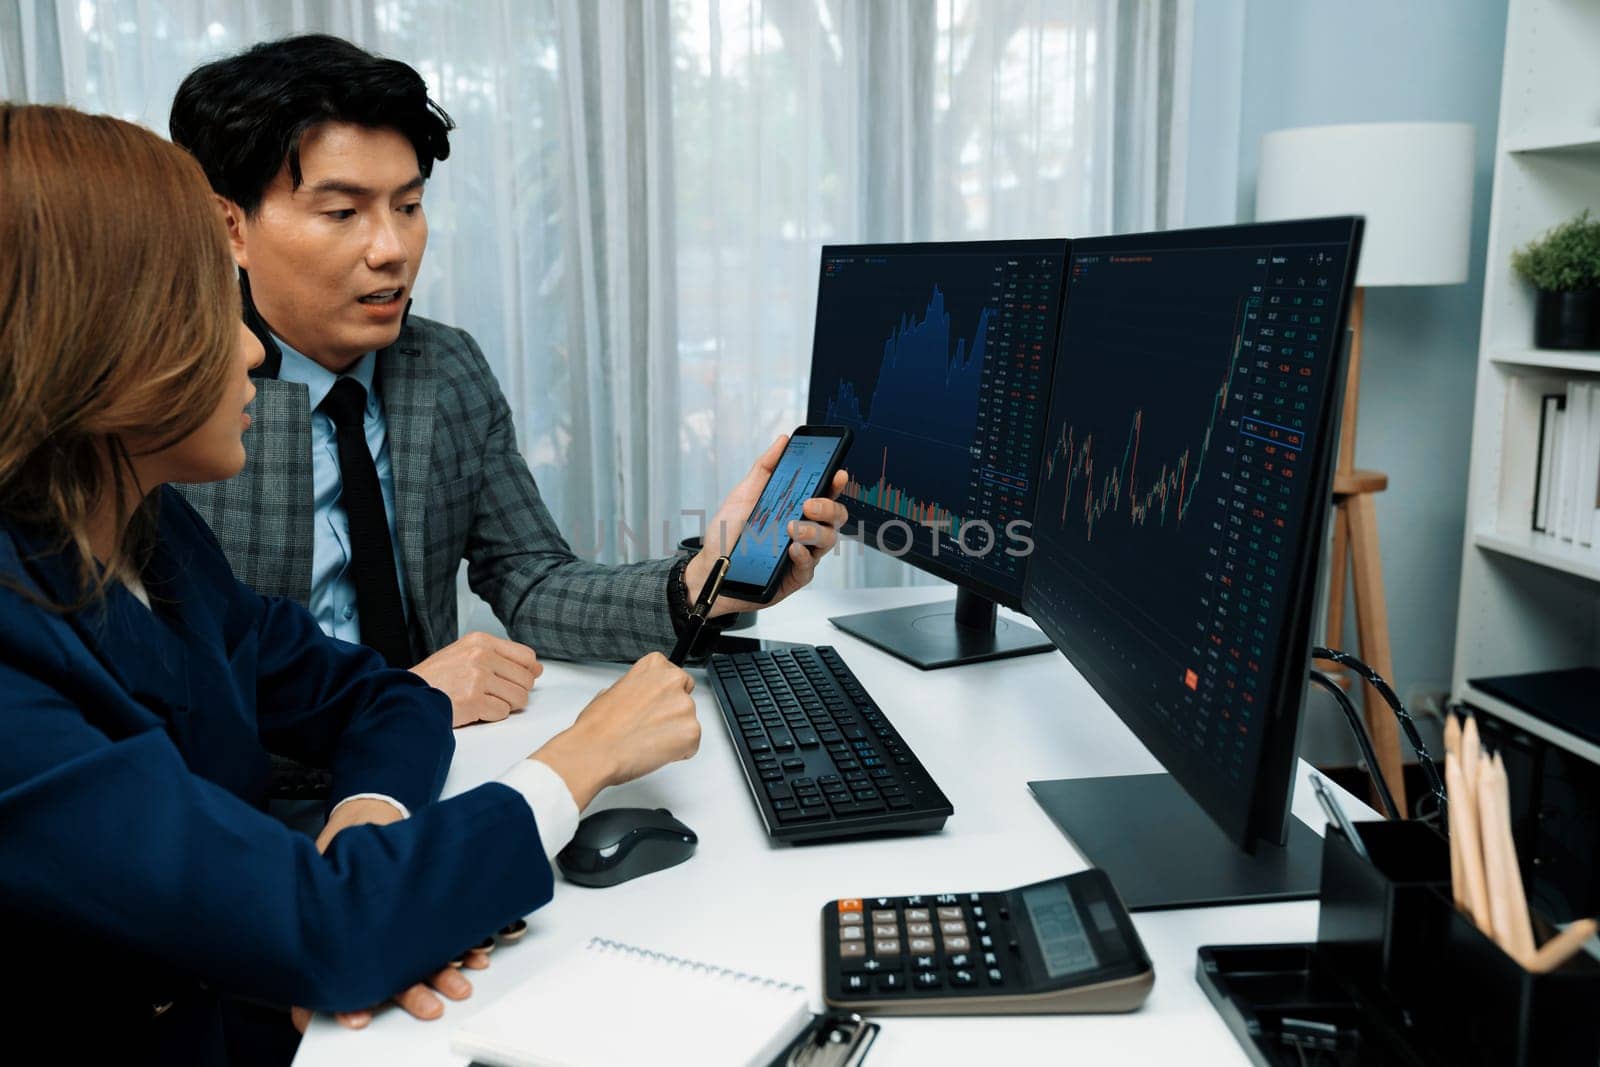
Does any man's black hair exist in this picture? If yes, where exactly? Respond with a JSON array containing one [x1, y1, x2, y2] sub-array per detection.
[[170, 33, 454, 214]]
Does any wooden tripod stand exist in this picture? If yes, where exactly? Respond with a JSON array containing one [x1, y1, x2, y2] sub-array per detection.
[[1318, 288, 1408, 815]]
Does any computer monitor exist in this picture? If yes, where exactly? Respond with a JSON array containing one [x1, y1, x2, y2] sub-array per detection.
[[806, 239, 1069, 669], [1021, 217, 1364, 910]]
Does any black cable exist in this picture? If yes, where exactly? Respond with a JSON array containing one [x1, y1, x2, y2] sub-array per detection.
[[1309, 668, 1402, 820], [1313, 646, 1449, 822]]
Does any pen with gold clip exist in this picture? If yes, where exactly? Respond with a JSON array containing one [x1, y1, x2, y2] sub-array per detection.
[[669, 556, 730, 666]]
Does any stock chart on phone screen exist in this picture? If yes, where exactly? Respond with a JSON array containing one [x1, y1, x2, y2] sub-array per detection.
[[725, 433, 837, 588], [1025, 235, 1350, 794], [807, 244, 1066, 596]]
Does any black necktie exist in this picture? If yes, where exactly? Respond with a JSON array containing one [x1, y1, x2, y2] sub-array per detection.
[[320, 377, 412, 668]]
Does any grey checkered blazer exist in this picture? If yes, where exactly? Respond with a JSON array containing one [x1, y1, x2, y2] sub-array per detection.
[[178, 312, 680, 663]]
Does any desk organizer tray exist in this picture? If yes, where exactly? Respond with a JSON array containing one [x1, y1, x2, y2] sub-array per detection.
[[1196, 942, 1434, 1067], [1200, 820, 1600, 1067]]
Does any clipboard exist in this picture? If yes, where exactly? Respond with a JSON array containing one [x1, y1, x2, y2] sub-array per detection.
[[766, 1011, 879, 1067]]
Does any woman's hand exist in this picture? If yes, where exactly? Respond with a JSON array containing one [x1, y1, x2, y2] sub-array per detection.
[[532, 652, 700, 810], [294, 798, 496, 1030], [312, 796, 405, 853], [289, 955, 491, 1032]]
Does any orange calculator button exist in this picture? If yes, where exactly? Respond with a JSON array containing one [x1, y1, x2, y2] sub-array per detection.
[[838, 898, 863, 913]]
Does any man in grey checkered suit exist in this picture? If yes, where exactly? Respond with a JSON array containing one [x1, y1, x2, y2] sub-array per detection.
[[171, 35, 848, 729]]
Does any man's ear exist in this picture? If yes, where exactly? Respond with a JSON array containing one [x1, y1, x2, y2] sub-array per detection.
[[215, 194, 250, 270]]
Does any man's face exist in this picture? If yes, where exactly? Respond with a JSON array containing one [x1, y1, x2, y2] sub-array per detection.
[[228, 122, 428, 372]]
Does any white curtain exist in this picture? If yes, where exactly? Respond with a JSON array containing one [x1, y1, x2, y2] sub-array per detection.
[[3, 0, 1191, 591]]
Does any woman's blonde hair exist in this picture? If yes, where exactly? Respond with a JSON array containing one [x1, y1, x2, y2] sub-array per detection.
[[0, 104, 239, 603]]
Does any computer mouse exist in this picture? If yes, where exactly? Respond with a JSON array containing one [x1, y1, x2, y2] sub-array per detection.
[[556, 807, 698, 888]]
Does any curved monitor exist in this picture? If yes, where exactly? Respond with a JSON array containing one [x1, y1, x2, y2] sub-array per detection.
[[1023, 217, 1364, 854]]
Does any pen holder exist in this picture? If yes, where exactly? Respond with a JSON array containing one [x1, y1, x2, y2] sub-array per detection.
[[1413, 888, 1600, 1067], [1316, 819, 1450, 1004]]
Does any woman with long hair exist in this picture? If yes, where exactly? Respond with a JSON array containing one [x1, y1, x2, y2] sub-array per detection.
[[0, 104, 702, 1066]]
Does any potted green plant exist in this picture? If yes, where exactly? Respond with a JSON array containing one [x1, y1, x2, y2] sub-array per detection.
[[1511, 209, 1600, 350]]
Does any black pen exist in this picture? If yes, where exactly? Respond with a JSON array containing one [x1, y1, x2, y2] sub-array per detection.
[[669, 555, 730, 666]]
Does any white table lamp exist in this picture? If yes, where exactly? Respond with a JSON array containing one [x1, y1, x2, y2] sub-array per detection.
[[1257, 122, 1474, 287]]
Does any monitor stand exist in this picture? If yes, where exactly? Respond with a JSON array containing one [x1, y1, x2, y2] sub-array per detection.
[[1028, 773, 1323, 911], [829, 587, 1054, 670]]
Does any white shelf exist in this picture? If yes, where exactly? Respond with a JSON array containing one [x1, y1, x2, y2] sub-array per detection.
[[1505, 126, 1600, 155], [1474, 527, 1600, 584], [1453, 0, 1600, 754], [1491, 348, 1600, 373], [1459, 683, 1600, 765]]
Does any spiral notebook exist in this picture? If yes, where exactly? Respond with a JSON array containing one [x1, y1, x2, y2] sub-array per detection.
[[450, 937, 814, 1067]]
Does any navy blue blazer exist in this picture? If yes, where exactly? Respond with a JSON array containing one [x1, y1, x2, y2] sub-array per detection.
[[0, 488, 555, 1064]]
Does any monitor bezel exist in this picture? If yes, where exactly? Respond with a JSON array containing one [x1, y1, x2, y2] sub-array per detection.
[[807, 237, 1072, 611], [1020, 216, 1365, 852]]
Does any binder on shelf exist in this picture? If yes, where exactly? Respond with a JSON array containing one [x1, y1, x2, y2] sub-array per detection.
[[1533, 392, 1563, 533], [1529, 382, 1600, 544], [1579, 386, 1600, 547], [1555, 381, 1588, 541]]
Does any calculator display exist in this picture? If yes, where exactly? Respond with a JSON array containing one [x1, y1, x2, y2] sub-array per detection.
[[1021, 882, 1099, 978]]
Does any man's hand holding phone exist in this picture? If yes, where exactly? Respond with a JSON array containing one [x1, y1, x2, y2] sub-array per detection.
[[687, 430, 850, 615]]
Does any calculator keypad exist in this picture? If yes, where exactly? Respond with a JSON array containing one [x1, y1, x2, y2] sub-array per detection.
[[828, 893, 1012, 999]]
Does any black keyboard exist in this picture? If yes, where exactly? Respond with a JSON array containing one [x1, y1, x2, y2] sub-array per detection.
[[706, 645, 953, 843]]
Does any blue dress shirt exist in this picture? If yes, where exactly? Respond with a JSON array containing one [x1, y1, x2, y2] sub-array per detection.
[[276, 339, 411, 644]]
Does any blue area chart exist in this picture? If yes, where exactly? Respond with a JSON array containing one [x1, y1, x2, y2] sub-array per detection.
[[823, 287, 990, 524]]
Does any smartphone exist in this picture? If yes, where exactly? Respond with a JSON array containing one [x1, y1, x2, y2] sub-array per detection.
[[717, 425, 853, 604]]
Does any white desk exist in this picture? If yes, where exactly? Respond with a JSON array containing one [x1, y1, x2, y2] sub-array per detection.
[[295, 585, 1366, 1066]]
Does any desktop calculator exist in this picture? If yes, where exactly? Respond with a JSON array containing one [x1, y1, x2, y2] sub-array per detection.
[[821, 870, 1153, 1015]]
